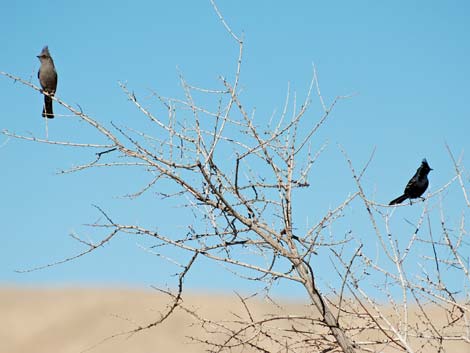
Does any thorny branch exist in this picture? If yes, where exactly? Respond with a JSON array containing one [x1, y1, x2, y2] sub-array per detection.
[[2, 1, 469, 352]]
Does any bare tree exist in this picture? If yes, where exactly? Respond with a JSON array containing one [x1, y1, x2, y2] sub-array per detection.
[[1, 2, 469, 352]]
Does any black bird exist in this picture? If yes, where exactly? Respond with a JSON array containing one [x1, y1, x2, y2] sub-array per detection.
[[37, 46, 58, 119], [389, 159, 432, 205]]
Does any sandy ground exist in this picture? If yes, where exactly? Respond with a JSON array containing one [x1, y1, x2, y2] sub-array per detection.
[[1, 287, 299, 353], [1, 287, 468, 353]]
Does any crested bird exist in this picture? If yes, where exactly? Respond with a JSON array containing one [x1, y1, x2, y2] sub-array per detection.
[[37, 46, 58, 119], [389, 159, 432, 205]]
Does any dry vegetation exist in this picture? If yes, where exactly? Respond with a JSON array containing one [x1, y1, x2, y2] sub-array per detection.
[[1, 287, 467, 353], [1, 2, 470, 352]]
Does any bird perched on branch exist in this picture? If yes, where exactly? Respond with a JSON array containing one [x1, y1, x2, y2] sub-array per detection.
[[389, 159, 432, 205], [37, 46, 58, 119]]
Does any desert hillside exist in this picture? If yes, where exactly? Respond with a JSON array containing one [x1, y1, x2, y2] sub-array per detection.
[[1, 287, 306, 353], [1, 287, 468, 353]]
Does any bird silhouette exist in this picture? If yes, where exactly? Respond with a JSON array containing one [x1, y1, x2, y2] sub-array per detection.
[[389, 159, 432, 205]]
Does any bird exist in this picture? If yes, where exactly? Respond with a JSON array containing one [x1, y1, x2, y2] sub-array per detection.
[[37, 46, 58, 119], [389, 159, 432, 205]]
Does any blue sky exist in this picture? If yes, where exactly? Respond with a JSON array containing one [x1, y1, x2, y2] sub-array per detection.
[[1, 1, 469, 298]]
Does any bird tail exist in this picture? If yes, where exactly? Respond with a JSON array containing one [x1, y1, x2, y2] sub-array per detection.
[[389, 194, 408, 205], [42, 95, 54, 119]]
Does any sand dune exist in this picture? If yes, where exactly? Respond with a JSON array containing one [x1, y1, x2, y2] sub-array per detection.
[[1, 287, 468, 353], [2, 287, 300, 353], [2, 287, 219, 353]]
